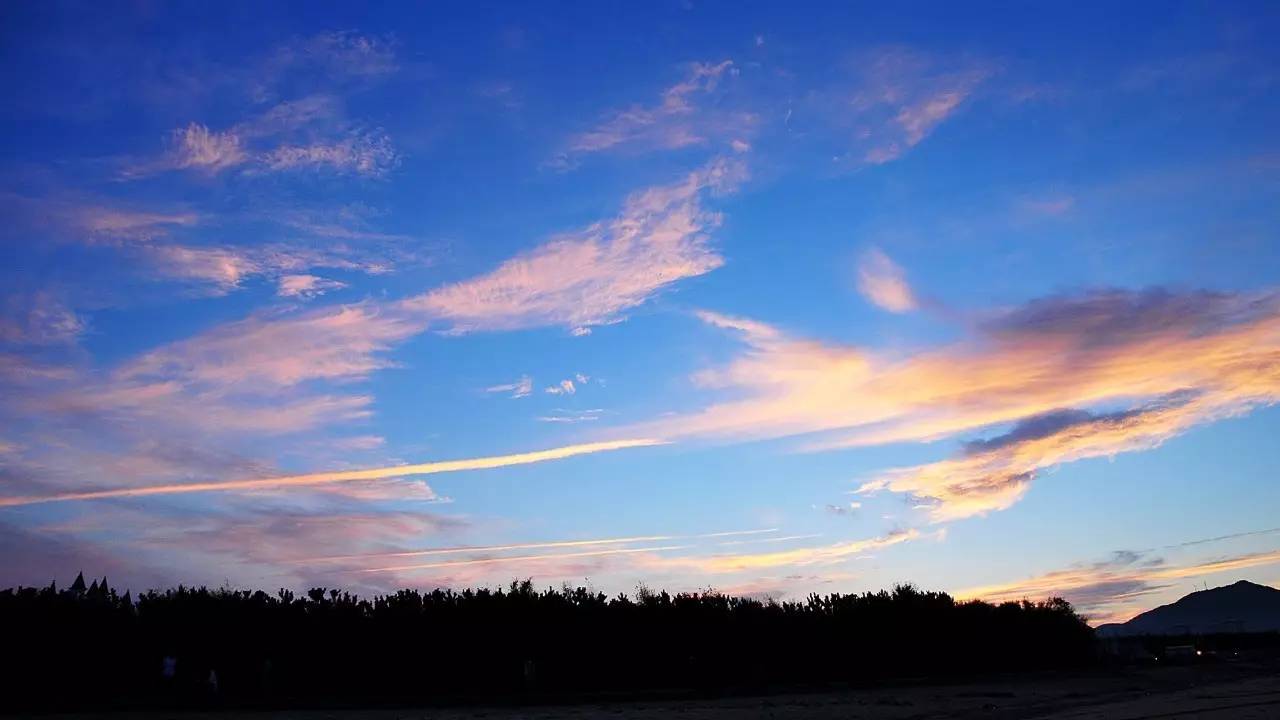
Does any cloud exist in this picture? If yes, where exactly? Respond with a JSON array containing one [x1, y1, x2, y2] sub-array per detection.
[[259, 129, 398, 177], [144, 123, 398, 179], [1020, 195, 1076, 217], [0, 292, 86, 346], [856, 248, 917, 312], [251, 31, 398, 102], [76, 207, 200, 242], [552, 61, 754, 168], [545, 379, 576, 395], [1, 501, 464, 596], [485, 375, 533, 399], [624, 288, 1280, 520], [277, 274, 348, 299], [841, 47, 992, 165], [326, 435, 386, 451], [144, 244, 262, 292], [403, 159, 742, 333], [0, 523, 171, 592], [306, 528, 776, 566], [324, 527, 911, 589], [537, 409, 604, 424], [0, 305, 422, 502], [139, 243, 389, 295], [3, 164, 733, 520], [0, 438, 666, 508], [858, 398, 1212, 521], [171, 122, 248, 171], [644, 529, 919, 574], [957, 545, 1280, 624], [129, 78, 398, 179], [119, 302, 422, 390]]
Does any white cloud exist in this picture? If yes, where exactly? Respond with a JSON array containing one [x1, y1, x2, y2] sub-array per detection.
[[485, 375, 533, 399], [537, 409, 604, 424], [545, 379, 576, 395]]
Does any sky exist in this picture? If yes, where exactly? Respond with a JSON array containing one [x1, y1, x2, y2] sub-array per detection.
[[1, 1, 1279, 625]]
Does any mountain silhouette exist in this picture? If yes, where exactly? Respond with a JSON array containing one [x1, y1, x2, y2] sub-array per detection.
[[1097, 580, 1280, 636]]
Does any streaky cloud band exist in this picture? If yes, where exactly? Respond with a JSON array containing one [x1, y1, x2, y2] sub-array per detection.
[[0, 439, 666, 508]]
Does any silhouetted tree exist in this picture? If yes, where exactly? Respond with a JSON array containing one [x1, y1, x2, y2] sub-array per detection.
[[0, 575, 1100, 711]]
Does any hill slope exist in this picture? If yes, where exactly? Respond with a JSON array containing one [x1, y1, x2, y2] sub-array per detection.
[[1097, 580, 1280, 636]]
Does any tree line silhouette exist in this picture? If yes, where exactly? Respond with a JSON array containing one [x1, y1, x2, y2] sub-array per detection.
[[0, 573, 1096, 711]]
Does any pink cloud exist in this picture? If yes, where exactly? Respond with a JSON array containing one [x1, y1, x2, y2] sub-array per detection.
[[404, 159, 742, 332], [552, 61, 755, 168], [277, 273, 348, 299], [172, 122, 247, 171], [260, 129, 398, 177], [0, 292, 86, 346], [856, 248, 917, 312], [843, 47, 993, 165], [119, 303, 422, 389]]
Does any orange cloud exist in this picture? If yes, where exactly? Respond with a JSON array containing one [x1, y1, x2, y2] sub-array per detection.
[[0, 438, 664, 508], [956, 548, 1280, 625], [642, 529, 919, 574], [630, 289, 1280, 519]]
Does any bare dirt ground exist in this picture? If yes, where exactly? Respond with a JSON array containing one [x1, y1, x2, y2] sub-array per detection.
[[37, 659, 1280, 719]]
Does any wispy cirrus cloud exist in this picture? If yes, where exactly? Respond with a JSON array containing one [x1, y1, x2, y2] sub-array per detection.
[[8, 191, 404, 297], [0, 292, 86, 346], [170, 122, 247, 172], [132, 121, 399, 179], [485, 375, 533, 399], [2, 163, 736, 520], [839, 47, 993, 165], [327, 527, 917, 594], [642, 528, 919, 574], [258, 129, 399, 177], [118, 302, 422, 390], [550, 60, 754, 169], [856, 247, 917, 312], [125, 34, 402, 180], [404, 158, 744, 334], [276, 274, 348, 299], [250, 31, 398, 103], [0, 192, 199, 244], [139, 241, 390, 296], [625, 288, 1280, 520], [537, 408, 604, 424]]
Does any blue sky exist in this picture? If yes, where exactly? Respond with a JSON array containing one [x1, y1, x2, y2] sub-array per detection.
[[2, 1, 1279, 623]]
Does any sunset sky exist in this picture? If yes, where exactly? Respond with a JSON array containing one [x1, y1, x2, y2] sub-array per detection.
[[2, 1, 1279, 625]]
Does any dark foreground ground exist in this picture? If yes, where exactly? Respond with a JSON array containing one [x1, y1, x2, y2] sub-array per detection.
[[35, 655, 1280, 720]]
